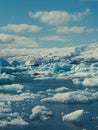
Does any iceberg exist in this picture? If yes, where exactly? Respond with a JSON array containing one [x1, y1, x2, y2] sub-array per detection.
[[62, 109, 84, 122], [0, 73, 15, 85], [0, 92, 39, 102], [83, 77, 98, 87], [10, 60, 20, 67], [0, 113, 28, 127], [41, 90, 98, 103], [0, 58, 10, 66], [0, 84, 24, 93], [30, 105, 53, 120], [7, 114, 29, 126], [46, 86, 69, 93]]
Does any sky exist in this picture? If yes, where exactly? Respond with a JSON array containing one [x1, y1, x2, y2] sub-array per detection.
[[0, 0, 98, 56]]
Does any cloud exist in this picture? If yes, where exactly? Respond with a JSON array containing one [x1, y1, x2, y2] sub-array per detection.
[[54, 26, 94, 34], [96, 28, 98, 31], [0, 33, 38, 48], [0, 24, 42, 33], [55, 26, 85, 34], [40, 35, 68, 41], [29, 8, 90, 25]]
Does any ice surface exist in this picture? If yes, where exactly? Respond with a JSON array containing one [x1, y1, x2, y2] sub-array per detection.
[[46, 87, 69, 93], [0, 58, 10, 66], [0, 92, 39, 102], [0, 113, 28, 127], [0, 84, 24, 93], [10, 60, 20, 67], [83, 77, 98, 87], [7, 113, 29, 126], [0, 43, 97, 83], [62, 109, 84, 122], [0, 42, 98, 129], [0, 73, 15, 85], [41, 90, 98, 103], [30, 105, 53, 120]]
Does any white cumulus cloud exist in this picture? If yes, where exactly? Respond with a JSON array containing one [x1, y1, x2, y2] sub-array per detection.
[[54, 26, 95, 34], [29, 8, 90, 25], [55, 26, 85, 34], [0, 33, 38, 48], [40, 35, 68, 41], [0, 24, 42, 33]]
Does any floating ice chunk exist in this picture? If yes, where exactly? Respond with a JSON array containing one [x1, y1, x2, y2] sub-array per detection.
[[0, 92, 39, 102], [41, 90, 98, 103], [30, 105, 53, 120], [0, 84, 24, 93], [0, 58, 10, 66], [72, 63, 89, 72], [0, 121, 7, 127], [72, 78, 83, 85], [0, 102, 5, 107], [0, 73, 15, 85], [46, 87, 69, 93], [0, 113, 28, 127], [8, 116, 28, 126], [83, 77, 98, 87], [53, 63, 72, 72], [10, 60, 20, 67], [62, 109, 84, 122]]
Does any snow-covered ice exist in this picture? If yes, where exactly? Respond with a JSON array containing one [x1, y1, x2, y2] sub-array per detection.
[[0, 42, 98, 129], [62, 109, 84, 122], [41, 90, 98, 103], [30, 105, 53, 120], [0, 84, 24, 93]]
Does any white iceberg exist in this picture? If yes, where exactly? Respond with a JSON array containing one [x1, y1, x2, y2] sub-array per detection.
[[30, 105, 53, 120], [62, 109, 84, 122], [0, 121, 7, 127], [46, 86, 69, 93], [0, 113, 28, 127], [83, 77, 98, 87], [0, 73, 15, 85], [8, 115, 28, 126], [0, 92, 39, 102], [41, 90, 98, 103], [0, 84, 24, 93]]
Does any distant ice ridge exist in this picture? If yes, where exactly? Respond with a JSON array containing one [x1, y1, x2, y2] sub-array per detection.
[[62, 109, 84, 122], [0, 43, 98, 83]]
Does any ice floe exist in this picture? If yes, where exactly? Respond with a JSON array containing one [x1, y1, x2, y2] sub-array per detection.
[[0, 73, 15, 85], [41, 90, 98, 103], [0, 113, 28, 127], [62, 109, 84, 122], [83, 77, 98, 87], [0, 92, 39, 102], [30, 105, 53, 120], [0, 84, 24, 93]]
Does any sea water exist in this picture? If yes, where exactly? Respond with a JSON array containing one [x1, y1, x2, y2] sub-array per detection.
[[0, 79, 98, 130]]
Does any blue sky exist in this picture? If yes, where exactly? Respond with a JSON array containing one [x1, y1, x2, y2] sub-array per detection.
[[0, 0, 98, 55]]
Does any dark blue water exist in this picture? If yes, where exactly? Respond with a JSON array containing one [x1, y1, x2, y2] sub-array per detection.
[[1, 79, 98, 130]]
